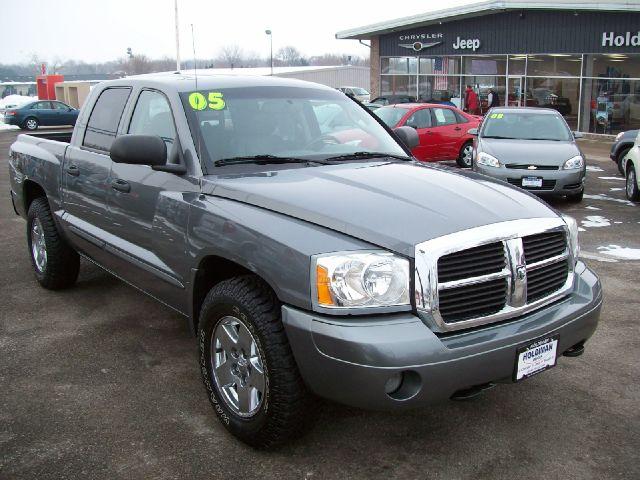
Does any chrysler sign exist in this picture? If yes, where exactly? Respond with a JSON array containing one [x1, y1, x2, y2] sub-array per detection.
[[398, 33, 443, 51]]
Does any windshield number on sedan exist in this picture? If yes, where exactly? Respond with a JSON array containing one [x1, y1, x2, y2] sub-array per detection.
[[489, 113, 504, 119], [188, 92, 226, 111]]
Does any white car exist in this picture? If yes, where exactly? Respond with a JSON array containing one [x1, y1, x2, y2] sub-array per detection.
[[623, 132, 640, 201], [337, 86, 370, 103]]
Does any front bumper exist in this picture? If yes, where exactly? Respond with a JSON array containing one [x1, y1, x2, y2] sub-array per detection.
[[474, 164, 585, 195], [282, 261, 601, 410]]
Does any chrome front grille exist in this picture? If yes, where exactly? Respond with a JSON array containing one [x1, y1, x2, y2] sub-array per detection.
[[414, 218, 575, 332]]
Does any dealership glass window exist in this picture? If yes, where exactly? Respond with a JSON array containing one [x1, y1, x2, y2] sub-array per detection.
[[461, 55, 507, 76], [507, 56, 526, 76], [381, 57, 417, 75], [462, 76, 506, 113], [584, 54, 640, 79], [580, 77, 640, 134], [419, 56, 461, 75], [525, 54, 582, 77], [418, 75, 461, 107], [380, 75, 417, 97], [527, 77, 580, 129]]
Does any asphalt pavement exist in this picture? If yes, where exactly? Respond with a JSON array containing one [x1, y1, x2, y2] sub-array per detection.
[[0, 129, 638, 480]]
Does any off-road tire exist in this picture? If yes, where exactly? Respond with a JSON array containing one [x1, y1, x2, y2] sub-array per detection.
[[198, 275, 311, 449], [457, 141, 473, 168], [27, 197, 80, 289]]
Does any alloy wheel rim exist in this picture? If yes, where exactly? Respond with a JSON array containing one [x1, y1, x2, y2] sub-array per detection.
[[27, 119, 37, 129], [462, 145, 473, 166], [211, 316, 265, 417], [628, 168, 636, 197], [31, 218, 47, 273]]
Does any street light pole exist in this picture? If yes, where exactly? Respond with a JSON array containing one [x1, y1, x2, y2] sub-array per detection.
[[174, 0, 181, 71], [265, 29, 273, 75]]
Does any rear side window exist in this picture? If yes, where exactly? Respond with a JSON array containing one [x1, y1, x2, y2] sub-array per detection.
[[431, 107, 457, 126], [83, 87, 131, 152], [405, 109, 432, 129]]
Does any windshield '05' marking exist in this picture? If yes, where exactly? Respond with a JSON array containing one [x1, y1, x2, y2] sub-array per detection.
[[188, 92, 226, 111]]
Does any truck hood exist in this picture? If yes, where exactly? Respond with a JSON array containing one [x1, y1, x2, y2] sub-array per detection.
[[201, 161, 558, 257], [480, 138, 580, 167]]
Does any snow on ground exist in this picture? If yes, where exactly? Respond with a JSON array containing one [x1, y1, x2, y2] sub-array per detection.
[[584, 193, 635, 206], [0, 94, 37, 109], [585, 205, 601, 210], [0, 123, 19, 130], [586, 165, 604, 172], [581, 215, 611, 228], [598, 176, 625, 181], [597, 245, 640, 260]]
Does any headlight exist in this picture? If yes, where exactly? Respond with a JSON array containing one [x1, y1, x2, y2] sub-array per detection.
[[615, 132, 624, 142], [562, 214, 580, 262], [563, 155, 584, 170], [476, 152, 500, 168], [314, 252, 410, 309]]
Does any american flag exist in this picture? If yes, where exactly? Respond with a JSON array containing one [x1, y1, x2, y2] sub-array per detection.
[[434, 57, 449, 91]]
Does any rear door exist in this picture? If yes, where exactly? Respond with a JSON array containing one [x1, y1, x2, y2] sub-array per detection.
[[403, 107, 437, 160], [62, 86, 131, 264], [429, 107, 463, 159], [30, 101, 56, 126], [107, 88, 198, 311]]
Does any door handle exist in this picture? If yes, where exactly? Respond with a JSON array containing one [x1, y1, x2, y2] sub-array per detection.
[[454, 126, 462, 131], [65, 164, 80, 176], [111, 179, 131, 193]]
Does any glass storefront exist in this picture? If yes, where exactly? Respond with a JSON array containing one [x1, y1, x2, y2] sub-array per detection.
[[379, 53, 640, 134]]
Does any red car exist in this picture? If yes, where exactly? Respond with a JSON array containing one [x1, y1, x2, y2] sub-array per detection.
[[375, 103, 482, 167]]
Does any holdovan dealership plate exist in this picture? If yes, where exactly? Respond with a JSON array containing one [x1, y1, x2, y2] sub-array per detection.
[[514, 335, 559, 381]]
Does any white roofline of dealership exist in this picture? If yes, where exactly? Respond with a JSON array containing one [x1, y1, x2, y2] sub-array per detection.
[[336, 0, 640, 39]]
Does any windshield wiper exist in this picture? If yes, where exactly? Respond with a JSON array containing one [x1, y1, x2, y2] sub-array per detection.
[[323, 151, 413, 162], [214, 155, 327, 166], [482, 135, 517, 139]]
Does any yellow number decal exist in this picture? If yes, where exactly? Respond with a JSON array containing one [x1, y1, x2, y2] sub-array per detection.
[[188, 92, 207, 111], [208, 92, 225, 110], [490, 113, 504, 119]]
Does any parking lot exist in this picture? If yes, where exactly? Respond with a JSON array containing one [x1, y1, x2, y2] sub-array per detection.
[[0, 129, 638, 479]]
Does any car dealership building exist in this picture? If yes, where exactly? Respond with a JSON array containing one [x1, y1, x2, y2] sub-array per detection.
[[337, 0, 640, 134]]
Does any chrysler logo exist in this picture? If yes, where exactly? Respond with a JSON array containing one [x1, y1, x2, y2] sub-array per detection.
[[399, 41, 442, 52]]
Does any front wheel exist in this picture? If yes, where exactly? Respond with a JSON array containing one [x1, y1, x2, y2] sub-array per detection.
[[198, 275, 311, 448], [27, 197, 80, 289], [627, 162, 640, 201], [457, 142, 473, 168], [23, 117, 39, 131]]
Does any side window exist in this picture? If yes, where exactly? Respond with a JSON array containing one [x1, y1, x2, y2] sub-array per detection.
[[52, 102, 69, 111], [432, 107, 457, 126], [454, 111, 469, 124], [31, 102, 52, 110], [83, 87, 131, 152], [128, 90, 176, 147], [405, 109, 431, 129]]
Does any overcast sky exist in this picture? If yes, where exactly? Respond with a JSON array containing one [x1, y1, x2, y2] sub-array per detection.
[[1, 0, 482, 64]]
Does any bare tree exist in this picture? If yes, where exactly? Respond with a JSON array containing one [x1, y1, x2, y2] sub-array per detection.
[[217, 45, 244, 67], [275, 46, 307, 66]]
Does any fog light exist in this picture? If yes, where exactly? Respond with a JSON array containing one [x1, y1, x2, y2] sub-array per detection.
[[384, 372, 403, 394]]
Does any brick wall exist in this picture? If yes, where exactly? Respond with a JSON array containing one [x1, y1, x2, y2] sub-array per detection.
[[370, 36, 380, 98]]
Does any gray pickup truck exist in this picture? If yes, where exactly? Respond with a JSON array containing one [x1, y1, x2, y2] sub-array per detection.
[[8, 74, 602, 448]]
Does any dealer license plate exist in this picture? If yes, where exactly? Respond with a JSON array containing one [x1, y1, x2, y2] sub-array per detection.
[[514, 335, 559, 382], [522, 176, 543, 188]]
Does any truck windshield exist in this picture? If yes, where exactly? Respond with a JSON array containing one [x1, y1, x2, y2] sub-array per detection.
[[179, 86, 406, 172], [481, 111, 572, 141]]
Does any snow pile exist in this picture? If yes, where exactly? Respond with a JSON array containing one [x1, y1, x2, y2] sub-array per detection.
[[597, 245, 640, 260], [581, 215, 611, 228], [0, 94, 37, 110]]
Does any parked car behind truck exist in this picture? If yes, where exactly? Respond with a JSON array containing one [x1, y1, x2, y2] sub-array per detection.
[[9, 74, 602, 448], [3, 100, 79, 130]]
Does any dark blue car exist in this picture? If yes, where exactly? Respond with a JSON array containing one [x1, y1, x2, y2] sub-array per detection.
[[3, 100, 79, 130]]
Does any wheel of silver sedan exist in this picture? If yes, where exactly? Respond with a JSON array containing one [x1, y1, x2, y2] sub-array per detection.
[[30, 218, 47, 273], [627, 166, 636, 198], [211, 316, 266, 417]]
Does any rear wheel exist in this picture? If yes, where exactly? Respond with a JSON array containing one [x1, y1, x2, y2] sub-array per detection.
[[617, 147, 630, 176], [27, 197, 80, 289], [23, 117, 39, 131], [457, 141, 473, 168], [627, 162, 640, 201], [198, 275, 311, 448]]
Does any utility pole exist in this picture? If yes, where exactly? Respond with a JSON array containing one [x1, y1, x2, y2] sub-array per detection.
[[175, 0, 181, 71], [265, 29, 273, 75]]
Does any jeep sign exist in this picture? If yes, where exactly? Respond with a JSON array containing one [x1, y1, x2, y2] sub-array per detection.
[[452, 36, 481, 51]]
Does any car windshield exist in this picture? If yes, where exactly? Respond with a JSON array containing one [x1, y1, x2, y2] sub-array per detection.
[[180, 86, 406, 172], [481, 111, 572, 141], [374, 107, 407, 128], [351, 88, 369, 95]]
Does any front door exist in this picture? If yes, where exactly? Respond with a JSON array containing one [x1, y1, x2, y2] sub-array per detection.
[[108, 88, 197, 312], [62, 86, 132, 264], [51, 101, 75, 126], [429, 107, 463, 159], [402, 107, 437, 160], [507, 77, 523, 107]]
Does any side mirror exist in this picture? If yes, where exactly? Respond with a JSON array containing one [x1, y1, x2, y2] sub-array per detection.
[[468, 128, 479, 136], [110, 134, 167, 166], [573, 131, 584, 139], [394, 126, 419, 149]]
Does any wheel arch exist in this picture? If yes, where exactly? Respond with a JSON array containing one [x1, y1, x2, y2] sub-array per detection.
[[22, 179, 47, 214]]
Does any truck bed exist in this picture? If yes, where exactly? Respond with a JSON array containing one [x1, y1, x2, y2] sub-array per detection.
[[21, 130, 73, 144]]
